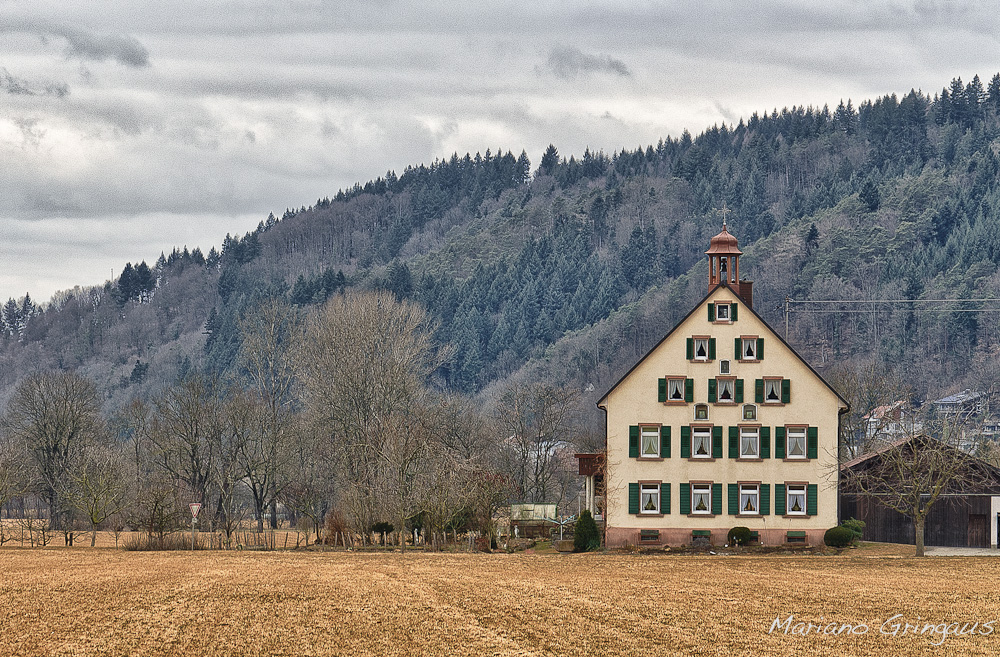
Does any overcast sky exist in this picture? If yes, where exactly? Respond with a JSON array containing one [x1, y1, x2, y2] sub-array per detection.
[[2, 0, 999, 303]]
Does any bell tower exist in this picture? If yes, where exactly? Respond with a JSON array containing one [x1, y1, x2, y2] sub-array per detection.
[[706, 219, 753, 308]]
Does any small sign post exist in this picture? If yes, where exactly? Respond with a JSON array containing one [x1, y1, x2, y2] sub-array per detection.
[[189, 503, 201, 551]]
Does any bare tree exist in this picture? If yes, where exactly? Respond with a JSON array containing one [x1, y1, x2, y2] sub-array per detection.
[[238, 298, 297, 529], [493, 382, 578, 504], [147, 376, 222, 521], [62, 444, 127, 546], [827, 358, 912, 461], [295, 290, 444, 541], [2, 371, 103, 530]]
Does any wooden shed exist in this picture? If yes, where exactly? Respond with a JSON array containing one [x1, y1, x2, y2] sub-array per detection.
[[840, 436, 1000, 548]]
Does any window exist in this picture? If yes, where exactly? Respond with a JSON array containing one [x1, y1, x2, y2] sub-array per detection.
[[717, 378, 735, 403], [764, 379, 782, 403], [692, 427, 712, 458], [694, 338, 709, 360], [640, 426, 659, 458], [720, 359, 731, 375], [694, 404, 709, 421], [739, 484, 760, 515], [743, 404, 757, 420], [786, 485, 806, 515], [741, 338, 758, 360], [667, 377, 685, 401], [716, 304, 730, 321], [691, 483, 712, 514], [740, 427, 759, 459], [787, 427, 807, 459], [640, 483, 660, 514]]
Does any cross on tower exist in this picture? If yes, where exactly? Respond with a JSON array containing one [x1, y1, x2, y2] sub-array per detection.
[[718, 202, 731, 230]]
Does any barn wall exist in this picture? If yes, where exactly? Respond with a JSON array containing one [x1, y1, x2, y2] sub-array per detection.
[[840, 495, 993, 547]]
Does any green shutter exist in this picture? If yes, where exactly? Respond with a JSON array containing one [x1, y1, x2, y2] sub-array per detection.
[[775, 427, 786, 459], [781, 379, 791, 404], [735, 379, 744, 403], [658, 378, 667, 403], [711, 483, 723, 515], [760, 426, 771, 459], [680, 483, 691, 514], [807, 427, 818, 459], [661, 483, 671, 515], [680, 426, 691, 458], [734, 337, 741, 359], [807, 484, 818, 516], [755, 379, 764, 403], [774, 484, 786, 516], [708, 338, 716, 360], [708, 303, 715, 321], [686, 337, 694, 360], [760, 484, 770, 516], [728, 484, 738, 515], [708, 379, 717, 403], [728, 426, 738, 459], [629, 426, 639, 458], [712, 426, 723, 458], [660, 426, 671, 458], [730, 303, 738, 321], [684, 378, 694, 402], [757, 338, 764, 360], [629, 483, 640, 514]]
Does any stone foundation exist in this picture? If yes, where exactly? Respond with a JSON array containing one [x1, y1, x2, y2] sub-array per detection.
[[606, 526, 826, 548]]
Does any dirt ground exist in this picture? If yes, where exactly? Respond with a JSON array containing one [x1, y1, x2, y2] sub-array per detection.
[[0, 543, 997, 656]]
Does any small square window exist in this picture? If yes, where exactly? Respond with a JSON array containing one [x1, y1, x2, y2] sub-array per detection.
[[640, 483, 660, 514], [692, 428, 712, 458], [743, 404, 757, 421], [692, 483, 712, 514], [716, 378, 735, 403], [764, 379, 782, 403], [640, 427, 659, 458], [787, 485, 806, 515], [787, 428, 807, 459], [741, 338, 758, 360], [739, 484, 760, 515], [716, 304, 730, 321], [694, 404, 709, 421], [693, 338, 709, 360], [667, 378, 685, 401], [740, 427, 759, 459], [720, 359, 731, 375]]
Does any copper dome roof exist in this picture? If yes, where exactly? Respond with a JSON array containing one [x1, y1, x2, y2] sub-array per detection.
[[705, 223, 742, 255]]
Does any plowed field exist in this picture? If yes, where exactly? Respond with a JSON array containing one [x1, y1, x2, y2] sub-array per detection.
[[0, 547, 997, 656]]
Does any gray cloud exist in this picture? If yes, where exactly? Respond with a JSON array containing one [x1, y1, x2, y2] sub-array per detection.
[[0, 68, 69, 97], [3, 20, 150, 67], [541, 46, 631, 80]]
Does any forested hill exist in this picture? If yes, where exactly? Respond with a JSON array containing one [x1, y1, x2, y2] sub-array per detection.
[[5, 73, 1000, 415]]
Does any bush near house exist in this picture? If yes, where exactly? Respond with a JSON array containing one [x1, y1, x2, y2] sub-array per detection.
[[824, 526, 854, 548], [573, 510, 601, 552], [727, 526, 752, 546]]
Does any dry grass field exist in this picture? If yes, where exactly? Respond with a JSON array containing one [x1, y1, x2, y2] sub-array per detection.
[[0, 544, 998, 656]]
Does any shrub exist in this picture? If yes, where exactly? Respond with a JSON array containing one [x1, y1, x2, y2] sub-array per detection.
[[573, 510, 601, 552], [727, 526, 752, 546], [824, 526, 854, 548], [841, 517, 865, 545]]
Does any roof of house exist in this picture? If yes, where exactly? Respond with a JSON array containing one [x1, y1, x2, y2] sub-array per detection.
[[596, 281, 850, 410], [840, 434, 1000, 485], [933, 389, 984, 406]]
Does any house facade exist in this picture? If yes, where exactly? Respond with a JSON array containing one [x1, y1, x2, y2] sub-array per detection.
[[598, 225, 848, 547]]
